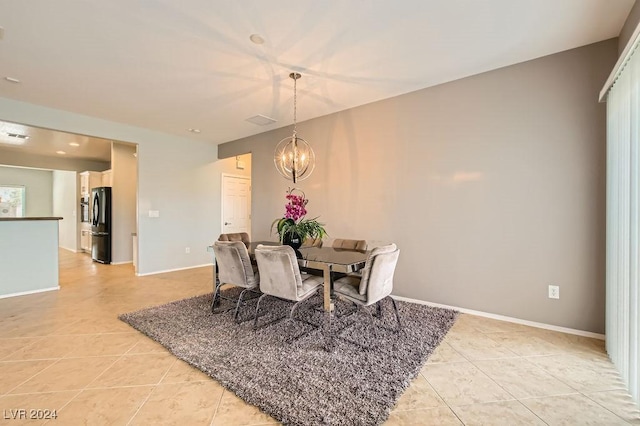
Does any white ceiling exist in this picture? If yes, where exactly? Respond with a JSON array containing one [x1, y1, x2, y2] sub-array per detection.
[[0, 0, 634, 148]]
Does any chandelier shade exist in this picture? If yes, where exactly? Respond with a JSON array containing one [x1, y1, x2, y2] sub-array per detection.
[[274, 72, 315, 183]]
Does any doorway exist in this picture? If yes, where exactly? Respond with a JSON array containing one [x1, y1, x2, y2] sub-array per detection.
[[221, 174, 251, 237]]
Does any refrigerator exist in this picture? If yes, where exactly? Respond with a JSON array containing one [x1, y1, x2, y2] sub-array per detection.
[[91, 186, 112, 264]]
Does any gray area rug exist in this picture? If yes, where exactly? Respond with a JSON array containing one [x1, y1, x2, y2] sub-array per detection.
[[119, 289, 458, 426]]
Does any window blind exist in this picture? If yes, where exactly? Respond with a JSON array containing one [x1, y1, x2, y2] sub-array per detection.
[[606, 41, 640, 405]]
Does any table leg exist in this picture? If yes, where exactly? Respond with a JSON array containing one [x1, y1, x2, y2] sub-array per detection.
[[322, 264, 333, 312]]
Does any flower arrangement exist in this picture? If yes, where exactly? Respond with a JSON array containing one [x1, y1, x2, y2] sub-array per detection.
[[272, 188, 327, 246]]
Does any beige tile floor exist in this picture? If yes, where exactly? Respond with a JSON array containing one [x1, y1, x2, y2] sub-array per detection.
[[1, 250, 639, 425]]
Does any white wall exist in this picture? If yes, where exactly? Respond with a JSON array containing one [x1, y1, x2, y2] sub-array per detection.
[[52, 170, 78, 252], [111, 142, 137, 264], [0, 166, 52, 216], [0, 96, 230, 275]]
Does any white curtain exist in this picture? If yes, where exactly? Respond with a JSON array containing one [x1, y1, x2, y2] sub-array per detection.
[[606, 42, 640, 404]]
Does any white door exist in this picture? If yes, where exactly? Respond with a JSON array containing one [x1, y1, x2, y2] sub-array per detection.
[[221, 175, 251, 236]]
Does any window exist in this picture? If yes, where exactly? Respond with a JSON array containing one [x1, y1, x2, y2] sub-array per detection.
[[0, 185, 26, 217]]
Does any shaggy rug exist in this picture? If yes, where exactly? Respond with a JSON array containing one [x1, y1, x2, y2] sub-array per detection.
[[119, 289, 457, 426]]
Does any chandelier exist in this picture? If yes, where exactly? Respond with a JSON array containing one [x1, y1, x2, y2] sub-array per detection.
[[274, 72, 315, 183]]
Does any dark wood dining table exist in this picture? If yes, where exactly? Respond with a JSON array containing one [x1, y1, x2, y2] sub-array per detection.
[[208, 241, 369, 312]]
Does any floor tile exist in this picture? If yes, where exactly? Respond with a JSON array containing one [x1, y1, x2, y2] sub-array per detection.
[[425, 342, 467, 364], [0, 361, 55, 395], [526, 354, 627, 393], [384, 406, 463, 425], [0, 390, 79, 425], [473, 357, 576, 398], [421, 361, 514, 406], [393, 374, 445, 411], [126, 336, 169, 354], [10, 356, 118, 394], [451, 400, 545, 425], [160, 359, 212, 384], [68, 332, 140, 357], [586, 389, 640, 424], [87, 353, 176, 387], [3, 335, 89, 361], [53, 386, 154, 425], [446, 333, 519, 360], [521, 393, 629, 425], [129, 381, 224, 425], [0, 338, 43, 361], [211, 391, 277, 425]]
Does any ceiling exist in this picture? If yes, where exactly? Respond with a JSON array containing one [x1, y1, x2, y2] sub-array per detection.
[[0, 0, 635, 150], [0, 120, 112, 162]]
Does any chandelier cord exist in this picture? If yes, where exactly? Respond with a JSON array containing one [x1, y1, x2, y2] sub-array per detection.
[[293, 74, 298, 137]]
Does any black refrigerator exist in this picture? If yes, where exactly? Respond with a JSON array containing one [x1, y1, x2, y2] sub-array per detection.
[[91, 186, 112, 264]]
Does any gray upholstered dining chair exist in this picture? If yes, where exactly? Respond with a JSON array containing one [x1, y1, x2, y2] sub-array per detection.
[[333, 243, 401, 331], [301, 236, 323, 248], [253, 244, 323, 330], [212, 240, 260, 322], [332, 238, 367, 251], [218, 232, 250, 246]]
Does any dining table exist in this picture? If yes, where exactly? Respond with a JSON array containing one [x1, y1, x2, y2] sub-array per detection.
[[207, 241, 369, 312]]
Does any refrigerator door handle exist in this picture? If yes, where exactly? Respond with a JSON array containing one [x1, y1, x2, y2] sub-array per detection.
[[92, 193, 100, 226]]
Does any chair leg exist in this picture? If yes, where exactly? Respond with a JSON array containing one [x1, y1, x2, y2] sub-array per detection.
[[253, 294, 269, 330], [389, 296, 402, 331], [375, 300, 382, 318], [210, 282, 223, 313], [234, 288, 261, 324]]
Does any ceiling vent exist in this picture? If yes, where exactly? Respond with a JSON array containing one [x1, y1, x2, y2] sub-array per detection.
[[246, 114, 277, 126], [5, 132, 29, 139]]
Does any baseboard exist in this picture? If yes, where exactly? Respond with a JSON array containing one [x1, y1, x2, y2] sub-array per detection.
[[111, 261, 133, 265], [59, 246, 79, 253], [392, 295, 605, 340], [136, 263, 212, 277], [0, 286, 60, 299]]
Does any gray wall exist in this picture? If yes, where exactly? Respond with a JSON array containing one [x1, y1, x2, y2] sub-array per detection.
[[219, 39, 617, 333], [0, 166, 53, 216], [619, 0, 640, 54]]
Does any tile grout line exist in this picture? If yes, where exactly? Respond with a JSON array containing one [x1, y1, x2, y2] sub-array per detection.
[[125, 357, 179, 425], [209, 387, 227, 426]]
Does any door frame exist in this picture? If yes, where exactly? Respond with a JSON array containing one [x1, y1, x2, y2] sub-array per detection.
[[220, 173, 252, 238]]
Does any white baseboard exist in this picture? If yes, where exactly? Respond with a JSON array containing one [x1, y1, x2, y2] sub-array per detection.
[[59, 246, 79, 253], [0, 286, 60, 299], [392, 295, 605, 340], [136, 263, 212, 277], [111, 261, 133, 265]]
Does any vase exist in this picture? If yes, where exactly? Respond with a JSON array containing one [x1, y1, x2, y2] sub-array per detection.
[[283, 232, 302, 250]]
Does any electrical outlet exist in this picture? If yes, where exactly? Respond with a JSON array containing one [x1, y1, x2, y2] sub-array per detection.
[[148, 210, 160, 218], [548, 285, 560, 299], [185, 247, 190, 254]]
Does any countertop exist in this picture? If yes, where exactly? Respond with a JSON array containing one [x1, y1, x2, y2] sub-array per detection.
[[0, 217, 63, 221]]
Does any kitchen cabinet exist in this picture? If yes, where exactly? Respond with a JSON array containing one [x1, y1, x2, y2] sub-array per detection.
[[80, 172, 90, 195], [80, 228, 91, 252], [80, 171, 103, 194]]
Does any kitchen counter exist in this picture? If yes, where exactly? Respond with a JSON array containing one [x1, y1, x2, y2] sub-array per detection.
[[0, 217, 63, 221], [0, 217, 62, 299]]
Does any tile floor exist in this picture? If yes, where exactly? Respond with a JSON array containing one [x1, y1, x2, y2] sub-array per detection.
[[0, 250, 639, 425]]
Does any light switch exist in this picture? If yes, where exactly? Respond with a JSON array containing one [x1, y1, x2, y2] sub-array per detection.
[[148, 210, 160, 218]]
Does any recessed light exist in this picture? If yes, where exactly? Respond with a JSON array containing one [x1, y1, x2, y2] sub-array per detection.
[[249, 34, 265, 45], [69, 142, 80, 147], [56, 150, 66, 155], [4, 77, 20, 83], [188, 128, 201, 133]]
